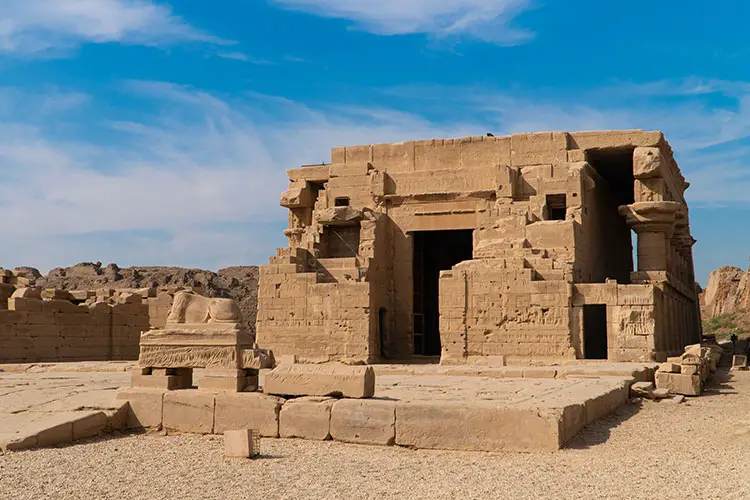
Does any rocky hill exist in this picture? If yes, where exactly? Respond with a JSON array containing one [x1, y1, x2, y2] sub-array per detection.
[[700, 265, 750, 341], [26, 262, 259, 334]]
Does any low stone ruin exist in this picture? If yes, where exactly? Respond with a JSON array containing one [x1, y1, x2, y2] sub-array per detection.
[[654, 343, 723, 396], [0, 287, 149, 363]]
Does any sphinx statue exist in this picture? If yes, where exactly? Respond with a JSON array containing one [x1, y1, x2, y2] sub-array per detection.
[[136, 291, 273, 392]]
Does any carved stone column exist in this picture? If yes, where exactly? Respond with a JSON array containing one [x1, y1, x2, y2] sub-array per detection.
[[619, 201, 681, 272]]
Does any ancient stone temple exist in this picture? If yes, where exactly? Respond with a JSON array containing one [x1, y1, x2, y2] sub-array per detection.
[[256, 130, 702, 364]]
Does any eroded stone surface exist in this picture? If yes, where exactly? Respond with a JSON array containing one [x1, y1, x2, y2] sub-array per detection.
[[264, 363, 375, 398]]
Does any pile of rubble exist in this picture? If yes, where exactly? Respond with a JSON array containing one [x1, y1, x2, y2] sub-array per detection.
[[654, 344, 723, 396]]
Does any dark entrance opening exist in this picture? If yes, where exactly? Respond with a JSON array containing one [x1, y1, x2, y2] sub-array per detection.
[[583, 304, 608, 359], [413, 229, 474, 356], [586, 148, 636, 284]]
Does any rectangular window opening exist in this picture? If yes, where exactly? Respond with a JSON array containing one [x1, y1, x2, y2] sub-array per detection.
[[546, 194, 567, 221], [334, 197, 350, 207]]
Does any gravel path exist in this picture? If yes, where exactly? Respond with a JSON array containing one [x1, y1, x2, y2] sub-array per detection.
[[2, 370, 750, 500]]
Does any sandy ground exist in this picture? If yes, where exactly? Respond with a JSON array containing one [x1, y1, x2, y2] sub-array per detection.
[[2, 370, 750, 500]]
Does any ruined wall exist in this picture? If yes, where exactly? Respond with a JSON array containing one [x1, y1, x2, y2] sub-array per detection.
[[0, 293, 148, 363], [258, 130, 702, 364]]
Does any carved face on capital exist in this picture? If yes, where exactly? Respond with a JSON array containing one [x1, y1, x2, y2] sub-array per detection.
[[633, 147, 663, 178]]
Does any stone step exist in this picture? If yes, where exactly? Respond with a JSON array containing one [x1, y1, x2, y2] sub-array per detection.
[[0, 408, 121, 451]]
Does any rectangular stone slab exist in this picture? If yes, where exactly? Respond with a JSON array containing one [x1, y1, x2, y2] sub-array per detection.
[[263, 363, 375, 398], [214, 392, 284, 437], [330, 399, 395, 446], [163, 390, 215, 434], [279, 396, 334, 440], [395, 401, 567, 452], [116, 388, 166, 429]]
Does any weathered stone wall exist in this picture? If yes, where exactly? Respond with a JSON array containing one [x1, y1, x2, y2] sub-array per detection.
[[257, 130, 702, 364], [0, 293, 148, 363]]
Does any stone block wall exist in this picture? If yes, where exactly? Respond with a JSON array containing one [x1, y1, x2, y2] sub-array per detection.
[[0, 293, 149, 363], [258, 130, 701, 364]]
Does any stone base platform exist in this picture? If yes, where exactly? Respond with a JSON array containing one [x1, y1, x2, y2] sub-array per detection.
[[0, 370, 130, 451], [118, 374, 632, 452]]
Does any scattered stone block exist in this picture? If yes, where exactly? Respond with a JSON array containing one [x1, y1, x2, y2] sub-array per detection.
[[681, 364, 698, 376], [658, 362, 680, 373], [116, 388, 166, 429], [224, 429, 260, 459], [214, 392, 284, 437], [163, 390, 215, 434], [330, 399, 396, 446], [264, 363, 375, 398], [630, 381, 654, 397], [655, 371, 701, 396], [650, 388, 670, 400], [279, 396, 334, 440]]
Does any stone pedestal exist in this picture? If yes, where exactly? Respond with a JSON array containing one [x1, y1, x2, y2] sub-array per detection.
[[135, 291, 273, 393]]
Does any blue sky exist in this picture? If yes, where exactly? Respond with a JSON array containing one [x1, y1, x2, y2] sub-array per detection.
[[0, 0, 748, 284]]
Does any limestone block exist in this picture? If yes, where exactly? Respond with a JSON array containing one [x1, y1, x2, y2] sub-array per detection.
[[658, 362, 680, 373], [163, 391, 215, 434], [633, 147, 663, 178], [72, 411, 108, 440], [224, 429, 259, 458], [510, 132, 568, 167], [116, 388, 166, 429], [8, 297, 42, 312], [330, 399, 396, 446], [197, 369, 258, 392], [214, 392, 285, 437], [655, 372, 701, 396], [395, 401, 570, 452], [279, 396, 334, 440], [263, 363, 375, 398], [681, 364, 698, 375], [372, 142, 414, 172], [131, 368, 193, 390], [11, 287, 42, 300], [630, 381, 654, 397], [37, 421, 74, 447]]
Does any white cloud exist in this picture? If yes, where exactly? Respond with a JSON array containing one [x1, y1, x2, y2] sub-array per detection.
[[268, 0, 535, 45], [0, 82, 472, 271], [0, 0, 229, 56]]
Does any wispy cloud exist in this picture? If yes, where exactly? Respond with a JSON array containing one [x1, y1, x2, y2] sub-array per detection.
[[0, 82, 471, 271], [216, 51, 273, 65], [268, 0, 535, 45], [0, 0, 230, 57]]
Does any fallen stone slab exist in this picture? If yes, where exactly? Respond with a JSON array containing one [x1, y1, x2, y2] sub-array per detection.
[[263, 363, 375, 398], [330, 399, 396, 446]]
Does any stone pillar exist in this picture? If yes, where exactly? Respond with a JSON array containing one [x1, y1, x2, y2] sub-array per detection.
[[619, 201, 681, 273]]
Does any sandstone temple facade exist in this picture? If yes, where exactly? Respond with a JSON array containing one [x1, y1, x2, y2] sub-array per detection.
[[256, 130, 702, 364]]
